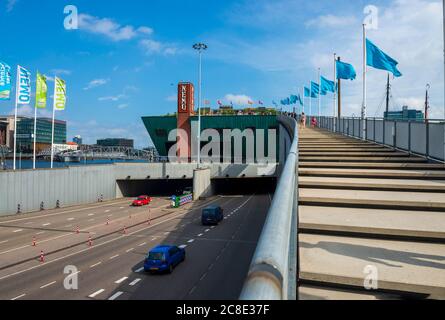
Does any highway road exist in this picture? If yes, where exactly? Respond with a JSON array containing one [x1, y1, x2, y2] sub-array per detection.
[[0, 194, 270, 300]]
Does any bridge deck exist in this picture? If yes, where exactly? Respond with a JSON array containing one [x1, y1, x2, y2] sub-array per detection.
[[298, 127, 445, 300]]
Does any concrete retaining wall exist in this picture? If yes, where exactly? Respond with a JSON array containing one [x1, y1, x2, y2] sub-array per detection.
[[0, 162, 278, 216]]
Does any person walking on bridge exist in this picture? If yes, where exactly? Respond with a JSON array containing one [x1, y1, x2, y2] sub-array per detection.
[[300, 112, 306, 130]]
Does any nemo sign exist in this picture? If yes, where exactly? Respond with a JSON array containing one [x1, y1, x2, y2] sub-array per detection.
[[177, 82, 194, 114]]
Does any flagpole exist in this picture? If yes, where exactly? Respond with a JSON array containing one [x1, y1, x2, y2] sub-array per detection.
[[318, 68, 321, 116], [361, 23, 367, 140], [13, 66, 19, 171], [309, 92, 312, 116], [33, 72, 38, 170], [333, 53, 337, 118], [50, 77, 56, 169]]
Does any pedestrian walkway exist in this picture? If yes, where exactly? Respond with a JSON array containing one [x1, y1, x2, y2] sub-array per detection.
[[298, 127, 445, 300]]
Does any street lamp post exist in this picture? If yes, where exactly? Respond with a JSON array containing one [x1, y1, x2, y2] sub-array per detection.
[[193, 43, 207, 168]]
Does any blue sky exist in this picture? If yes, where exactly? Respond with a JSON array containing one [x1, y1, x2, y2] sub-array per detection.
[[0, 0, 443, 147]]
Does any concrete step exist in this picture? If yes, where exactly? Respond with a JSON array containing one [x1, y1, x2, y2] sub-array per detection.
[[299, 233, 445, 298], [299, 205, 445, 240], [299, 152, 409, 157], [299, 156, 427, 163], [299, 188, 445, 210], [298, 284, 402, 300], [299, 167, 445, 176], [298, 162, 445, 170], [299, 177, 445, 191]]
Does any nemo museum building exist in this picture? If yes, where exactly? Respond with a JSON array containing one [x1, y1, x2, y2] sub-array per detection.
[[141, 83, 280, 163]]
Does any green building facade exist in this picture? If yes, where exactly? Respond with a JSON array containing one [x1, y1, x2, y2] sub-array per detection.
[[141, 115, 279, 163]]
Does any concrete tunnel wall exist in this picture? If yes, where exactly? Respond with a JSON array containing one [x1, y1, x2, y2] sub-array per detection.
[[0, 124, 292, 217]]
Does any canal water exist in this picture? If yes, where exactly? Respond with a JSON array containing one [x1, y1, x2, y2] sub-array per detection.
[[2, 159, 148, 170]]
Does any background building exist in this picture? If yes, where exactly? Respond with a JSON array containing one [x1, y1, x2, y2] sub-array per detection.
[[0, 120, 7, 146], [16, 118, 66, 153], [97, 138, 134, 148], [141, 82, 278, 163], [384, 106, 424, 121]]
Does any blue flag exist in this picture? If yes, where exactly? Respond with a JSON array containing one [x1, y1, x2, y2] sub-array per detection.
[[311, 81, 319, 95], [304, 86, 316, 98], [336, 60, 356, 80], [280, 98, 290, 105], [320, 76, 336, 93], [297, 95, 303, 106], [366, 38, 402, 77], [290, 95, 298, 104]]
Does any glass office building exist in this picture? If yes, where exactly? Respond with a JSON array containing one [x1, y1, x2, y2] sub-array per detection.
[[16, 118, 66, 152]]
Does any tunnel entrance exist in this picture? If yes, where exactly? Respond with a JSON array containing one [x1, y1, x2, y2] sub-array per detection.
[[116, 179, 193, 197], [211, 177, 277, 195]]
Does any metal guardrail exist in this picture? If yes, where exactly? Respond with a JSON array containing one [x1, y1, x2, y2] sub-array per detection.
[[314, 116, 445, 163], [240, 115, 298, 300]]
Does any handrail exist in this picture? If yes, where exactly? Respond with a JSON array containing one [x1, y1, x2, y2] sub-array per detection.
[[240, 115, 298, 300]]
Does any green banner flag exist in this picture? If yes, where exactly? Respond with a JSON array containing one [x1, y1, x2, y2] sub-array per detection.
[[53, 76, 66, 110], [35, 72, 48, 109]]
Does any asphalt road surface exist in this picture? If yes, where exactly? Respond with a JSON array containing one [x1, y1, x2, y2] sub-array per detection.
[[0, 194, 271, 300]]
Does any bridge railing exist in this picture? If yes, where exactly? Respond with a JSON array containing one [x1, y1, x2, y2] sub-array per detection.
[[240, 115, 298, 300], [313, 116, 445, 163]]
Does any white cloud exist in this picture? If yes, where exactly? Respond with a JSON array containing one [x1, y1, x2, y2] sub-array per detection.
[[117, 104, 129, 109], [84, 78, 109, 90], [6, 0, 17, 12], [78, 13, 153, 42], [305, 14, 357, 28], [50, 69, 72, 76], [224, 94, 253, 105], [98, 94, 125, 102], [166, 95, 177, 102], [139, 39, 178, 56]]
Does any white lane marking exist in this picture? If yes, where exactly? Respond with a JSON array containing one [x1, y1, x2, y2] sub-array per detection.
[[135, 267, 144, 273], [126, 248, 135, 253], [0, 197, 223, 281], [138, 242, 146, 247], [129, 278, 141, 286], [120, 207, 124, 209], [205, 229, 210, 232], [224, 217, 228, 220], [197, 233, 203, 237], [88, 213, 94, 216], [179, 245, 187, 249], [163, 232, 170, 235], [115, 277, 128, 284], [36, 231, 45, 235], [108, 291, 123, 300], [151, 237, 157, 241], [187, 239, 194, 243], [0, 240, 8, 244], [11, 293, 26, 300], [13, 229, 23, 233], [67, 218, 74, 221], [88, 289, 105, 298], [109, 254, 119, 260], [65, 270, 81, 279], [42, 223, 50, 227], [210, 226, 215, 229], [200, 273, 207, 281], [105, 210, 110, 213], [90, 262, 102, 268], [208, 263, 214, 270], [40, 281, 56, 289], [0, 198, 130, 224]]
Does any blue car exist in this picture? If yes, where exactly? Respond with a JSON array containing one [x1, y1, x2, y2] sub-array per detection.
[[144, 245, 185, 273], [201, 206, 224, 225]]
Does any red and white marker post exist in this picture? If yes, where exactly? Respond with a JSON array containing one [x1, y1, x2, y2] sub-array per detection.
[[40, 250, 44, 263], [32, 236, 36, 247]]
